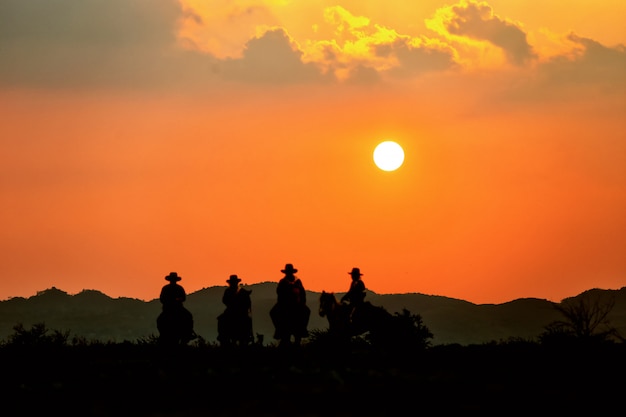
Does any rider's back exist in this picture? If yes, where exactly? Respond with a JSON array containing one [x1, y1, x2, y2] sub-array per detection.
[[160, 282, 186, 311]]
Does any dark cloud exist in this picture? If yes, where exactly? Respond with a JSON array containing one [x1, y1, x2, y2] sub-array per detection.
[[345, 65, 382, 85], [0, 0, 224, 90], [377, 39, 458, 78], [218, 29, 331, 84], [540, 34, 626, 88], [0, 1, 332, 89], [316, 36, 456, 85], [446, 1, 535, 66], [0, 0, 180, 46], [504, 34, 626, 102]]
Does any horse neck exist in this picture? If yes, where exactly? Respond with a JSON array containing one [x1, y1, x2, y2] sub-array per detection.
[[236, 295, 251, 311], [327, 297, 343, 316]]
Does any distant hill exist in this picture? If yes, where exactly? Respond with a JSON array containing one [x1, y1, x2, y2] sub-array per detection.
[[1, 284, 625, 346]]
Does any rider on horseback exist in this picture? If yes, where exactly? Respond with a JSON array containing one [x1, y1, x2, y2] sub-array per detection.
[[270, 263, 310, 346], [158, 272, 195, 345], [341, 267, 366, 323], [218, 274, 253, 346], [222, 274, 247, 311], [160, 272, 187, 310]]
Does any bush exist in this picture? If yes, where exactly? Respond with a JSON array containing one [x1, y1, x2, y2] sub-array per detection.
[[6, 322, 70, 347], [539, 294, 621, 346]]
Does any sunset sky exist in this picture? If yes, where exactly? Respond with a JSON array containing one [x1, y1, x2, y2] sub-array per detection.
[[1, 0, 624, 305]]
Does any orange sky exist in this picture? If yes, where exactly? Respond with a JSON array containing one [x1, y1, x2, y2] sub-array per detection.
[[1, 0, 625, 304]]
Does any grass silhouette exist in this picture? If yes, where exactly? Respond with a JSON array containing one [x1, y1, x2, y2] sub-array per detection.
[[1, 323, 624, 416]]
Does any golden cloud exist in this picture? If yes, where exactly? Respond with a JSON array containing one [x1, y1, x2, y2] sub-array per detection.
[[174, 0, 624, 86]]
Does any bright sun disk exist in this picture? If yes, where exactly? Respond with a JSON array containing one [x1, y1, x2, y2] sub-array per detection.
[[373, 141, 404, 171]]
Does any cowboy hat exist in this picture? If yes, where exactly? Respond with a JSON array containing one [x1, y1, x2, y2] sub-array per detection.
[[165, 272, 182, 282], [281, 263, 298, 274], [348, 267, 363, 276], [227, 274, 242, 284]]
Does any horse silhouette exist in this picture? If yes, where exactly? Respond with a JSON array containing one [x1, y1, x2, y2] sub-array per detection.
[[217, 288, 254, 347], [157, 306, 195, 347], [270, 301, 311, 346], [319, 291, 393, 342]]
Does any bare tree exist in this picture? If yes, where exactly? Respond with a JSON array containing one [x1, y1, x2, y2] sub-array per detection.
[[540, 292, 620, 344]]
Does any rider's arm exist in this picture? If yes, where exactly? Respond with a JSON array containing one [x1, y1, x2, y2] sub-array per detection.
[[298, 280, 307, 304], [176, 285, 187, 303]]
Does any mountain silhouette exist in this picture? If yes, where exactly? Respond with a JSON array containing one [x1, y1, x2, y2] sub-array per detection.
[[1, 284, 625, 345]]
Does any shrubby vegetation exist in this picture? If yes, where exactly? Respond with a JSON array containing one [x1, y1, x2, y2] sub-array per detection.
[[539, 293, 623, 346], [2, 296, 623, 349], [1, 301, 624, 417]]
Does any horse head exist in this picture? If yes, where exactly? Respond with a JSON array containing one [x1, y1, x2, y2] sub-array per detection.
[[319, 291, 338, 317]]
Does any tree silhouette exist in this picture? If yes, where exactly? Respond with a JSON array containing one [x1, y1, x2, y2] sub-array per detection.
[[540, 293, 620, 345], [5, 322, 70, 347], [366, 308, 434, 352]]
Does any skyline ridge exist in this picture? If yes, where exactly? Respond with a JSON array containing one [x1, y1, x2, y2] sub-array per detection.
[[6, 282, 626, 305], [3, 283, 624, 346]]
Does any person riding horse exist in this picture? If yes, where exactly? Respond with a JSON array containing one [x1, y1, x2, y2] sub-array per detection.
[[341, 267, 366, 324], [217, 274, 253, 346], [270, 263, 310, 346], [157, 272, 195, 346]]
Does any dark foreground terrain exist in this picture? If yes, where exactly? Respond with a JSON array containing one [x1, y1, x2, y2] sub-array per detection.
[[1, 340, 624, 416]]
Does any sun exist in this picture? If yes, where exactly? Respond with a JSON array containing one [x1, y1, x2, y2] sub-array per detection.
[[373, 141, 404, 171]]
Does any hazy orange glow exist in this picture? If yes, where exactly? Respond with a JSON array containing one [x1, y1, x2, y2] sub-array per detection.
[[0, 1, 624, 304]]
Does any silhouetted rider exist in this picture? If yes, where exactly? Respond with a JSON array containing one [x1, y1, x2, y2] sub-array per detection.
[[218, 274, 253, 346], [157, 271, 195, 345], [341, 267, 366, 322], [160, 272, 187, 312], [222, 274, 248, 313], [270, 263, 310, 346]]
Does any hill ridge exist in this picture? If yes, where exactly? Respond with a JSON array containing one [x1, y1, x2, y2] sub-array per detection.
[[2, 284, 625, 345]]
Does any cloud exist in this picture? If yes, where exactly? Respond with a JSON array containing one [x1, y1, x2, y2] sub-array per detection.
[[539, 34, 626, 88], [177, 0, 280, 59], [501, 33, 626, 102], [302, 6, 457, 83], [217, 28, 331, 84], [344, 65, 382, 85], [0, 0, 622, 92], [376, 38, 458, 78], [428, 0, 536, 66], [0, 0, 179, 46], [0, 0, 205, 90], [2, 0, 453, 88]]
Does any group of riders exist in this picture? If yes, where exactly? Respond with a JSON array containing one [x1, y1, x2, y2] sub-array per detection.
[[156, 263, 367, 347]]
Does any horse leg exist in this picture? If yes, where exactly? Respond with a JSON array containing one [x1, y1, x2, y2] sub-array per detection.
[[157, 311, 176, 346], [219, 313, 236, 347], [240, 316, 253, 346], [183, 308, 195, 343]]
